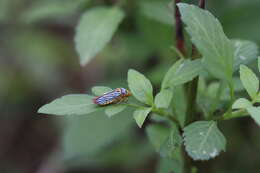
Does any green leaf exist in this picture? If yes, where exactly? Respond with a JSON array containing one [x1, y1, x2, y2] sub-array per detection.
[[38, 94, 100, 116], [247, 107, 260, 126], [157, 155, 183, 173], [162, 59, 202, 89], [183, 121, 226, 160], [91, 86, 112, 96], [178, 3, 234, 82], [133, 107, 152, 128], [63, 110, 133, 160], [21, 0, 85, 23], [139, 1, 174, 25], [105, 104, 127, 117], [172, 86, 187, 127], [75, 7, 125, 66], [160, 126, 182, 158], [255, 93, 260, 103], [145, 124, 169, 151], [128, 69, 154, 105], [232, 98, 252, 109], [154, 89, 173, 108], [240, 65, 259, 99], [233, 40, 259, 71]]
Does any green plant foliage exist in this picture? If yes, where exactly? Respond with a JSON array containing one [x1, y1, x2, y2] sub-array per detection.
[[178, 3, 234, 82], [154, 89, 173, 108], [21, 0, 86, 23], [233, 40, 259, 70], [128, 69, 154, 105], [240, 65, 259, 99], [91, 86, 112, 96], [139, 0, 174, 25], [156, 156, 183, 173], [159, 126, 182, 158], [75, 7, 125, 66], [232, 98, 252, 109], [247, 107, 260, 126], [63, 111, 133, 160], [255, 93, 260, 103], [162, 59, 202, 89], [38, 94, 101, 116], [172, 86, 187, 127], [183, 121, 226, 160], [133, 107, 152, 128], [145, 124, 169, 152], [105, 104, 127, 117]]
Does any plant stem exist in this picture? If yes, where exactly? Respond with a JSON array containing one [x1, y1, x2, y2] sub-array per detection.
[[174, 0, 185, 56], [199, 0, 205, 9], [184, 0, 206, 125], [152, 108, 180, 126], [222, 109, 248, 120]]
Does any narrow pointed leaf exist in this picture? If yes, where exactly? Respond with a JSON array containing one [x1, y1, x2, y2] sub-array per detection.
[[183, 121, 226, 160], [128, 69, 153, 105], [240, 65, 259, 99], [75, 7, 124, 66], [38, 94, 101, 116], [247, 107, 260, 126], [162, 59, 202, 89], [133, 107, 152, 128]]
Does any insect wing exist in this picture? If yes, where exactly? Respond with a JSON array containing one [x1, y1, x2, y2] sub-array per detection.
[[94, 90, 122, 105]]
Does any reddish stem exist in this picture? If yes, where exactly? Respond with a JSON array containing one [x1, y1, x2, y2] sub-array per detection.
[[199, 0, 206, 9], [174, 0, 185, 56]]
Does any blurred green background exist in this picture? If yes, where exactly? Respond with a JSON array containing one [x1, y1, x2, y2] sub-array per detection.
[[0, 0, 260, 173]]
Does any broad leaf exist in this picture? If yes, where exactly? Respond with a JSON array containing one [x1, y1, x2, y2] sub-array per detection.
[[233, 40, 258, 70], [38, 94, 100, 116], [162, 59, 202, 89], [139, 1, 174, 25], [128, 69, 154, 105], [133, 107, 152, 128], [247, 107, 260, 126], [183, 121, 226, 160], [91, 86, 112, 96], [105, 104, 127, 117], [75, 7, 124, 66], [240, 65, 259, 99], [232, 98, 252, 109], [154, 89, 173, 108], [178, 3, 234, 82]]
